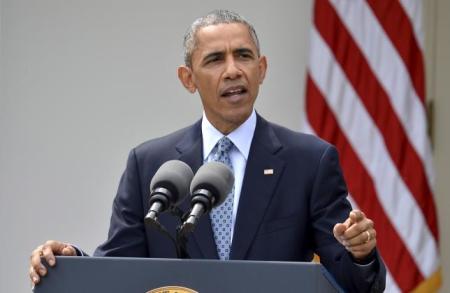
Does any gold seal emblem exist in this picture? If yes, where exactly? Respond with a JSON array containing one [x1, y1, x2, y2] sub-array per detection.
[[146, 285, 198, 293]]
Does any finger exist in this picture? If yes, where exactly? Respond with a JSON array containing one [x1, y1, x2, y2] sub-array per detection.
[[333, 215, 353, 235], [50, 241, 76, 256], [342, 218, 374, 240], [349, 210, 365, 223], [29, 266, 41, 285], [333, 223, 347, 238], [41, 240, 76, 266], [42, 242, 58, 267], [61, 244, 77, 256], [348, 238, 377, 252], [30, 246, 47, 277], [344, 229, 376, 247], [343, 216, 353, 228], [345, 239, 377, 260]]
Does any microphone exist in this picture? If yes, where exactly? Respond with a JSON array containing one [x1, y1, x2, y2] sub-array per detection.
[[144, 160, 194, 226], [180, 161, 234, 235]]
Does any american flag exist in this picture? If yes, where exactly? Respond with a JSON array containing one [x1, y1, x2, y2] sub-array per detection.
[[304, 0, 440, 291]]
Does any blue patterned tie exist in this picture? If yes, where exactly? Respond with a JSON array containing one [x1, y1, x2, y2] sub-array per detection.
[[209, 136, 234, 260]]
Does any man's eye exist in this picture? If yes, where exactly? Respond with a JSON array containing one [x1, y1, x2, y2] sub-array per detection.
[[239, 53, 253, 59], [205, 56, 222, 64]]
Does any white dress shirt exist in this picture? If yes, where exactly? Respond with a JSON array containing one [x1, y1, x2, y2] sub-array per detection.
[[201, 110, 257, 242]]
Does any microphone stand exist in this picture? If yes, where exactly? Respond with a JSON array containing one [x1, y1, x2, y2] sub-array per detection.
[[144, 206, 191, 259], [175, 218, 190, 259], [171, 207, 191, 259]]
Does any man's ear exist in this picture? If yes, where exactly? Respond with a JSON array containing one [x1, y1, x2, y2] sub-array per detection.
[[177, 65, 197, 93], [258, 55, 268, 84]]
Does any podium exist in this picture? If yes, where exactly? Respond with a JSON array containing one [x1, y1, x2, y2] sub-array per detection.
[[33, 256, 343, 293]]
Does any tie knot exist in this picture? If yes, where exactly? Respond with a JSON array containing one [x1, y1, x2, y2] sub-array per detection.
[[211, 136, 234, 167], [216, 136, 233, 154]]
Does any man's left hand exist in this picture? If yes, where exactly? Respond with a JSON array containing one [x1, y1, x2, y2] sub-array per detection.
[[333, 210, 376, 260]]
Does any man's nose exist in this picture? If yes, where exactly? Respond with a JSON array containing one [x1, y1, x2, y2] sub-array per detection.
[[223, 57, 242, 79]]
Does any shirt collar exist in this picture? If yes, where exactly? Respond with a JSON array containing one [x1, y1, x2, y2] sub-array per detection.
[[201, 110, 257, 161]]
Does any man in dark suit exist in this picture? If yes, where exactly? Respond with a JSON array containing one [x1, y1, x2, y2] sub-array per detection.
[[30, 9, 386, 292]]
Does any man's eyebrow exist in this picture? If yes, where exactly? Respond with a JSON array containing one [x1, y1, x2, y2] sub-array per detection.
[[234, 48, 255, 56]]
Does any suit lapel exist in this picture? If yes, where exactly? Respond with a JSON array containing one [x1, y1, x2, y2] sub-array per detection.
[[175, 120, 218, 259], [230, 115, 285, 260]]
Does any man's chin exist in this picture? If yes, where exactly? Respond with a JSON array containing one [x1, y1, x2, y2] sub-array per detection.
[[224, 111, 253, 126]]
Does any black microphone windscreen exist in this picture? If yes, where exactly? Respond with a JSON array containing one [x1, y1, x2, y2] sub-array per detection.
[[150, 160, 194, 204], [190, 161, 234, 206]]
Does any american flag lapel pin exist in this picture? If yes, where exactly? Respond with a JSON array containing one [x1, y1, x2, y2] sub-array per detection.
[[264, 169, 274, 175]]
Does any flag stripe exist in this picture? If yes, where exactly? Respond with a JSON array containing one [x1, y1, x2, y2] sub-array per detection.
[[329, 0, 435, 194], [367, 0, 425, 102], [307, 27, 439, 278], [306, 76, 423, 291], [306, 0, 440, 291], [399, 0, 425, 49], [385, 268, 401, 293], [314, 0, 438, 240]]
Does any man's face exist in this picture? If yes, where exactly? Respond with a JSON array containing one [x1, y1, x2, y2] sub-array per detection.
[[178, 23, 267, 134]]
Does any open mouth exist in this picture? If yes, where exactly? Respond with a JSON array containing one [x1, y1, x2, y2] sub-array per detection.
[[221, 86, 247, 97]]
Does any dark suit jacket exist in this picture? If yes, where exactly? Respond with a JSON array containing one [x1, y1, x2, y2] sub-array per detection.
[[94, 114, 386, 292]]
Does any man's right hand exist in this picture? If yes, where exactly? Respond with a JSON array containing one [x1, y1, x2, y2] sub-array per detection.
[[29, 240, 77, 286]]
